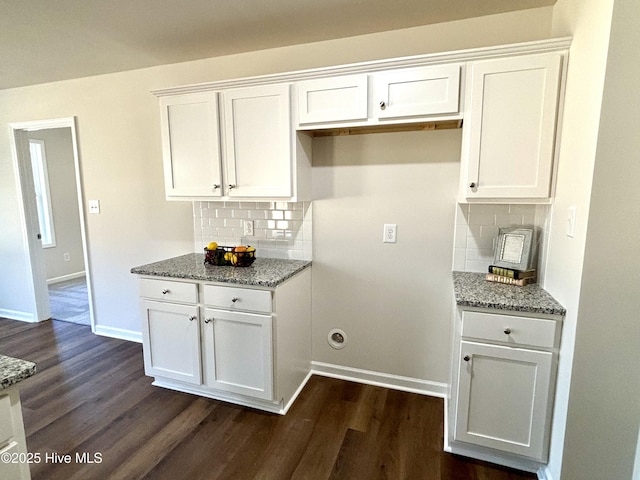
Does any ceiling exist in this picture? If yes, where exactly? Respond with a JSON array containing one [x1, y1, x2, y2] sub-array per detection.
[[0, 0, 555, 90]]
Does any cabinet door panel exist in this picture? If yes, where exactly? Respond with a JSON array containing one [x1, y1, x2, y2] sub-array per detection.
[[463, 54, 561, 199], [374, 64, 461, 119], [297, 74, 368, 124], [222, 84, 292, 198], [160, 92, 222, 198], [202, 308, 273, 400], [140, 300, 201, 385], [455, 341, 552, 460]]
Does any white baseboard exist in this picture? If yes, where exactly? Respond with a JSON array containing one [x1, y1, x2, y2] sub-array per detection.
[[0, 308, 38, 323], [93, 324, 142, 343], [47, 271, 86, 285], [538, 465, 554, 480], [311, 361, 448, 398]]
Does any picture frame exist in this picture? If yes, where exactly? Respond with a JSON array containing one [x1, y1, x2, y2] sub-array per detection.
[[493, 226, 536, 271]]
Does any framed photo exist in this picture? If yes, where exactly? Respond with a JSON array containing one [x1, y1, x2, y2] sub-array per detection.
[[494, 226, 535, 271]]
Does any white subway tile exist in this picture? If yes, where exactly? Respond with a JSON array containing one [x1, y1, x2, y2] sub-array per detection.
[[232, 209, 250, 219], [468, 213, 496, 226], [249, 210, 267, 220]]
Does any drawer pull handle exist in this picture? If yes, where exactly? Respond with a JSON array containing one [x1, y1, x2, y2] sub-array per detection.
[[189, 316, 197, 322], [162, 289, 170, 295], [204, 317, 213, 324], [504, 328, 512, 335], [463, 355, 471, 362], [231, 297, 239, 303]]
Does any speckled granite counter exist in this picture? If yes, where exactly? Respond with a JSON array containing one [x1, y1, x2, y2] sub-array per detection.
[[453, 271, 566, 316], [131, 253, 311, 288], [0, 355, 36, 390]]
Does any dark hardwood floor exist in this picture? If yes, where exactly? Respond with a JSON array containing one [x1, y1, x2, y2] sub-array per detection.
[[0, 318, 535, 480]]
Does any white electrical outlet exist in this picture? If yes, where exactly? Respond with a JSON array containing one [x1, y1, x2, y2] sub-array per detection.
[[243, 220, 254, 236], [383, 224, 397, 243], [88, 200, 100, 214], [63, 253, 71, 262]]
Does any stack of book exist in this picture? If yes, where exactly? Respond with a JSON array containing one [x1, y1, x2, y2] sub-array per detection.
[[486, 265, 537, 286]]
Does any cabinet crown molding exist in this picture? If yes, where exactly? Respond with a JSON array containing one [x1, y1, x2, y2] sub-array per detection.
[[152, 37, 572, 97]]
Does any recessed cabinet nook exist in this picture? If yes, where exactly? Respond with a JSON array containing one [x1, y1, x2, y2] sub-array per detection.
[[146, 37, 570, 473]]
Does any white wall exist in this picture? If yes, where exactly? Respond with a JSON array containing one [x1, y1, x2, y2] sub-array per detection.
[[558, 0, 640, 477], [543, 0, 615, 478], [27, 128, 85, 281], [0, 10, 552, 345], [311, 129, 460, 385]]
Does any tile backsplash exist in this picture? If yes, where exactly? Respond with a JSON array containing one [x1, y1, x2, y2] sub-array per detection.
[[453, 203, 550, 279], [193, 201, 312, 260]]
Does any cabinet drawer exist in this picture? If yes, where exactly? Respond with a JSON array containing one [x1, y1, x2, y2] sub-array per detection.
[[462, 310, 559, 348], [139, 278, 197, 304], [203, 285, 272, 313]]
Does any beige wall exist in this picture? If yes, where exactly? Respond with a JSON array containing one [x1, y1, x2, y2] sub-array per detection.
[[557, 0, 640, 477], [0, 9, 553, 347], [543, 0, 615, 477], [311, 129, 461, 382]]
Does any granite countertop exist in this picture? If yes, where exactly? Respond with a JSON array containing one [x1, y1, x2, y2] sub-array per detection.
[[0, 355, 36, 390], [452, 271, 566, 316], [131, 253, 311, 288]]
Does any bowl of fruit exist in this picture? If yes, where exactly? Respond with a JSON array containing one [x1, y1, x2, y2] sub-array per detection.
[[204, 242, 256, 267]]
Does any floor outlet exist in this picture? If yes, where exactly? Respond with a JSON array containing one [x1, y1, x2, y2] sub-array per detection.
[[243, 220, 254, 236], [383, 224, 397, 243]]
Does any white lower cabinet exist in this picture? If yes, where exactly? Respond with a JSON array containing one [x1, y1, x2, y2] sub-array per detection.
[[448, 307, 562, 470], [137, 268, 311, 414], [202, 308, 273, 400], [140, 300, 202, 385], [0, 387, 31, 480], [455, 341, 553, 459]]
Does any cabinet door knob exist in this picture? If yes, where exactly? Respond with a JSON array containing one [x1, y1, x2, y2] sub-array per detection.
[[212, 184, 220, 190], [204, 317, 213, 324], [162, 289, 170, 295], [231, 297, 239, 303], [379, 101, 386, 110], [504, 328, 512, 335], [469, 182, 477, 189], [228, 184, 236, 190], [189, 315, 197, 322], [463, 355, 471, 362]]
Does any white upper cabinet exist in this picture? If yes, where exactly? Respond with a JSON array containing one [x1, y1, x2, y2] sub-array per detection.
[[373, 64, 461, 119], [158, 85, 311, 201], [221, 84, 292, 198], [297, 74, 368, 125], [295, 64, 462, 129], [460, 53, 563, 201], [160, 92, 222, 198]]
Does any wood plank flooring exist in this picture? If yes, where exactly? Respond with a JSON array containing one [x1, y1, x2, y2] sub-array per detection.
[[0, 318, 535, 480]]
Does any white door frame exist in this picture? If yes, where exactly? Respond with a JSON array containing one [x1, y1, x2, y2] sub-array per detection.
[[9, 117, 95, 329]]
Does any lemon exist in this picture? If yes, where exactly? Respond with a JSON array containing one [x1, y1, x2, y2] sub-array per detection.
[[246, 246, 256, 252], [207, 241, 218, 250]]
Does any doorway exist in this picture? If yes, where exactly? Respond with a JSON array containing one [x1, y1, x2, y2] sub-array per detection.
[[10, 117, 95, 328]]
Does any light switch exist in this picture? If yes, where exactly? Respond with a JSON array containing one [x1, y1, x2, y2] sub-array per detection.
[[566, 206, 576, 238], [89, 200, 101, 214]]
